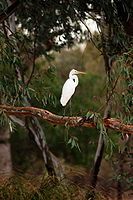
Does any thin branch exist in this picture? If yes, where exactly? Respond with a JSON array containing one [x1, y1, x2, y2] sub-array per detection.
[[73, 8, 102, 53], [25, 31, 36, 86], [2, 21, 8, 39], [0, 105, 132, 134], [0, 0, 19, 23]]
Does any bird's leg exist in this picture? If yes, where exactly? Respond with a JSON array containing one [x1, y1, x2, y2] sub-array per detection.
[[69, 99, 72, 116], [63, 107, 66, 116]]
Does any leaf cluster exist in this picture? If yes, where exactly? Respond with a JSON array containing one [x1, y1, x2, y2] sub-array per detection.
[[5, 0, 131, 58], [86, 111, 115, 157], [108, 48, 133, 124]]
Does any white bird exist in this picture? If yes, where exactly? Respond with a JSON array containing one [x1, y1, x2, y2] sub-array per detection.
[[60, 69, 86, 106]]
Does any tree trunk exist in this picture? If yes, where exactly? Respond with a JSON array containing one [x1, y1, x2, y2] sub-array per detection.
[[0, 127, 12, 178], [117, 153, 123, 200], [86, 104, 110, 199], [24, 111, 64, 178], [4, 0, 64, 179], [86, 13, 111, 199], [90, 133, 105, 188], [90, 104, 111, 188], [0, 1, 13, 178]]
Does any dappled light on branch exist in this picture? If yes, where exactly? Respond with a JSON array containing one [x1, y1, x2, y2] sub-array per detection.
[[0, 105, 132, 135]]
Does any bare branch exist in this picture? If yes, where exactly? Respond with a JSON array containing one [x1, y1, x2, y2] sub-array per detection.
[[0, 105, 132, 134]]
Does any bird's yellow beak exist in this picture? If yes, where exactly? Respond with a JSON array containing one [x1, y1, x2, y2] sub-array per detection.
[[76, 70, 86, 75]]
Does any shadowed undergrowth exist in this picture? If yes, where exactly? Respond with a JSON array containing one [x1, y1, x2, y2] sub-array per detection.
[[0, 175, 106, 200]]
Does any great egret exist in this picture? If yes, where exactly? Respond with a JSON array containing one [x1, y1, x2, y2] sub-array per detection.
[[60, 69, 86, 106]]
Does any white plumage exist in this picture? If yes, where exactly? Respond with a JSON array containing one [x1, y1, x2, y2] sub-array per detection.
[[60, 69, 86, 106]]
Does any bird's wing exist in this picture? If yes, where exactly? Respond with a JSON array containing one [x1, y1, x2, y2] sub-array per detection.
[[60, 79, 76, 106]]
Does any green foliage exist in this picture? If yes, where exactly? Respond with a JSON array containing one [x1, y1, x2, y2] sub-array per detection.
[[0, 0, 7, 12], [16, 0, 85, 55], [0, 111, 8, 127], [86, 111, 115, 158], [108, 48, 133, 124], [0, 31, 26, 106], [0, 1, 132, 193], [28, 65, 60, 109], [103, 48, 133, 191], [67, 136, 81, 152], [1, 0, 130, 59]]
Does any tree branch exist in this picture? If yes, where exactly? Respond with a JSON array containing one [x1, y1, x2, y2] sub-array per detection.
[[0, 0, 19, 24], [0, 105, 132, 134]]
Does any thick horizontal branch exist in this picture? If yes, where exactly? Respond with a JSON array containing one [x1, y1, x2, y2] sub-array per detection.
[[0, 105, 133, 135]]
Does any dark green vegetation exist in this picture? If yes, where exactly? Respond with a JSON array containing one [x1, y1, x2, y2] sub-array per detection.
[[0, 0, 133, 199], [0, 176, 107, 200]]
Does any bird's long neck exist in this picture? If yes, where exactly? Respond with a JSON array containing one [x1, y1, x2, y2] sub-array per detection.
[[69, 74, 79, 87]]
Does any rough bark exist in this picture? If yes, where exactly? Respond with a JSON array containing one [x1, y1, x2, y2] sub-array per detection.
[[0, 0, 16, 180], [87, 104, 111, 200], [90, 104, 111, 189], [24, 111, 64, 178], [0, 105, 132, 134], [0, 128, 12, 178], [90, 133, 105, 188]]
